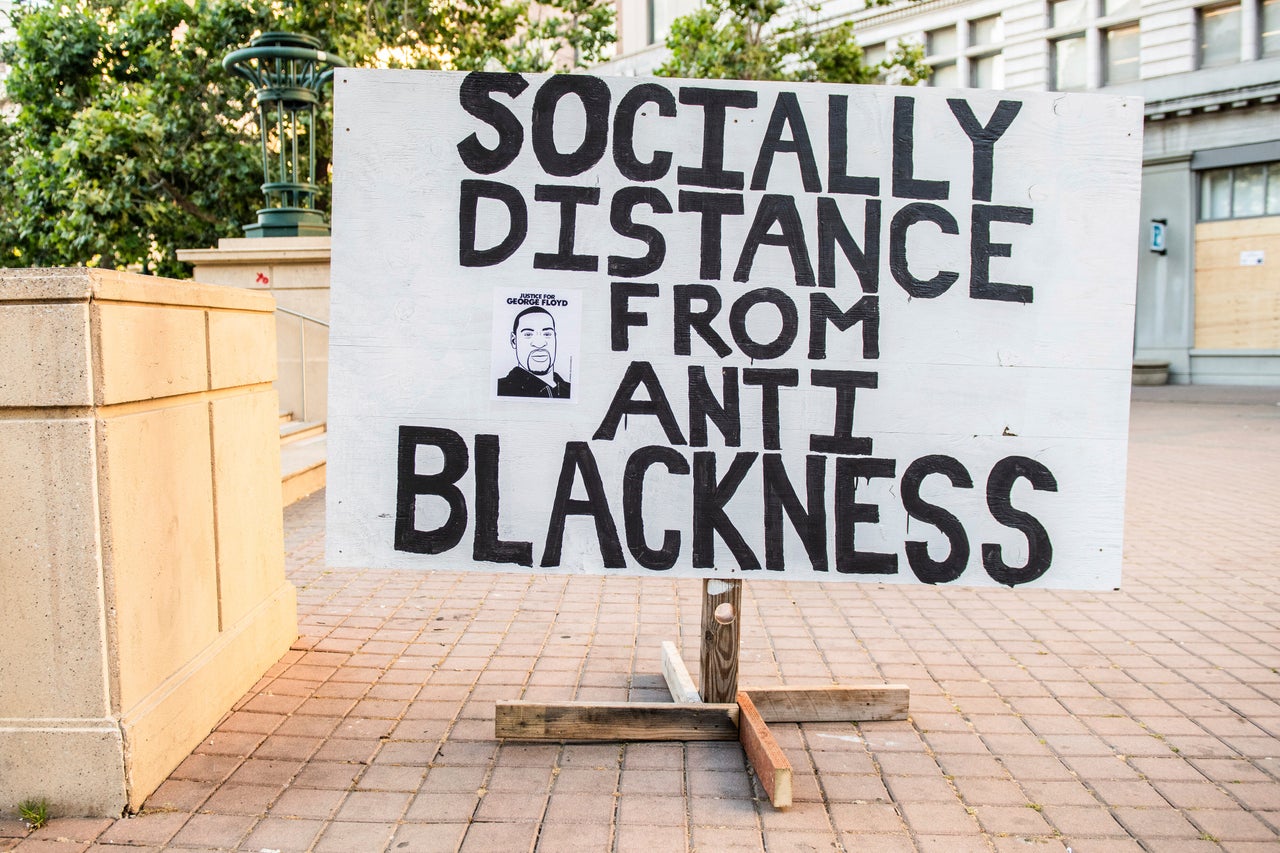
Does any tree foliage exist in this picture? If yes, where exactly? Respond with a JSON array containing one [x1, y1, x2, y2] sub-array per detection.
[[656, 0, 928, 86], [0, 0, 615, 276]]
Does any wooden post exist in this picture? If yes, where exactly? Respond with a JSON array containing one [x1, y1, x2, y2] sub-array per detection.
[[700, 578, 741, 704]]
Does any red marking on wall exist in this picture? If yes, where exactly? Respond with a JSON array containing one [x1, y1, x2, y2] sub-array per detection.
[[255, 272, 270, 285]]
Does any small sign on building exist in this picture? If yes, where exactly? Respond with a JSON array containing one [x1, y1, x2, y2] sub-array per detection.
[[1150, 219, 1167, 254]]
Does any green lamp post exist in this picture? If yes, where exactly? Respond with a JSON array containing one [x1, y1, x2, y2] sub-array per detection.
[[223, 32, 347, 238]]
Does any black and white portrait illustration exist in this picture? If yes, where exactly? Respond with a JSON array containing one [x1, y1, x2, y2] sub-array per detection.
[[492, 291, 580, 400]]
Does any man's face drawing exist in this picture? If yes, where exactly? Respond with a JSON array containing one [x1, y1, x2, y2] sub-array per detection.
[[512, 310, 557, 376]]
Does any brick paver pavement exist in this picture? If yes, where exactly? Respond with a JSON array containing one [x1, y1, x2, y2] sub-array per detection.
[[5, 388, 1279, 852]]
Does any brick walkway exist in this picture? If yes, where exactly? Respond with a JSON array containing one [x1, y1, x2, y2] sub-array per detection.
[[5, 389, 1280, 852]]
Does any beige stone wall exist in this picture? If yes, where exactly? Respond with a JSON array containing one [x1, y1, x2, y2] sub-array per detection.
[[178, 237, 330, 424], [0, 268, 298, 816]]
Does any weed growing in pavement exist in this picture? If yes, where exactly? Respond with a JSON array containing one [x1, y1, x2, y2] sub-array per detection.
[[18, 799, 48, 830]]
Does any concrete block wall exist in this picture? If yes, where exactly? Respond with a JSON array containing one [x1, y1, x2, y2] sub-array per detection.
[[0, 268, 298, 815], [178, 237, 331, 424]]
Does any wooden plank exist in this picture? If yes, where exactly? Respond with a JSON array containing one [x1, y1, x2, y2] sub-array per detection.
[[1194, 280, 1280, 349], [737, 690, 792, 809], [744, 685, 910, 723], [1191, 219, 1280, 350], [1193, 220, 1280, 348], [1194, 239, 1280, 270], [495, 701, 738, 741], [661, 641, 702, 703], [1197, 217, 1280, 241], [700, 579, 742, 704]]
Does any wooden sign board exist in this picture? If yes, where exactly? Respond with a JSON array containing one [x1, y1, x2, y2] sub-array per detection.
[[327, 71, 1142, 589]]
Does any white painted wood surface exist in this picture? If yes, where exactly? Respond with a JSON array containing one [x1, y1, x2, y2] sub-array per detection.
[[327, 71, 1142, 589]]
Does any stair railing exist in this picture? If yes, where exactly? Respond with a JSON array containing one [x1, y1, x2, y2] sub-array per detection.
[[275, 306, 329, 424]]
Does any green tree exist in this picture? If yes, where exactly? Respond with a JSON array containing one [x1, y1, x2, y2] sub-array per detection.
[[656, 0, 928, 85], [0, 0, 266, 275], [0, 0, 615, 277]]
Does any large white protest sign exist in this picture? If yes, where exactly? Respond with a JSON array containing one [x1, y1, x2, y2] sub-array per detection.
[[327, 71, 1142, 589]]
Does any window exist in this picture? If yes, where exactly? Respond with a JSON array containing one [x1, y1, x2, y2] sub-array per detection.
[[1104, 24, 1141, 83], [1263, 0, 1280, 56], [1053, 35, 1089, 88], [921, 16, 1006, 89], [970, 15, 1003, 45], [1199, 2, 1242, 67], [1051, 0, 1089, 28], [1049, 0, 1145, 89], [1050, 0, 1091, 90], [971, 53, 1004, 87], [862, 42, 888, 82], [926, 25, 960, 87], [1203, 169, 1233, 219], [647, 0, 691, 45], [930, 62, 960, 86], [927, 26, 959, 56], [968, 15, 1004, 88], [1104, 0, 1141, 16], [1199, 162, 1280, 220], [1233, 165, 1268, 217]]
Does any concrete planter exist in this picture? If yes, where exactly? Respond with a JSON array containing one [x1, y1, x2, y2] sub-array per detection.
[[1133, 359, 1171, 386]]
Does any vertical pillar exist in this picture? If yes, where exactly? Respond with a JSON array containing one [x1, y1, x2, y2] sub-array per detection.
[[700, 578, 742, 704], [1242, 0, 1260, 61], [0, 268, 298, 816]]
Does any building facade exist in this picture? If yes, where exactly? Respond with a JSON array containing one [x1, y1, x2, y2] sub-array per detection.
[[602, 0, 1280, 385]]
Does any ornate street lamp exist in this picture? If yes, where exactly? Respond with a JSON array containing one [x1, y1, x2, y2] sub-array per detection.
[[223, 32, 347, 237]]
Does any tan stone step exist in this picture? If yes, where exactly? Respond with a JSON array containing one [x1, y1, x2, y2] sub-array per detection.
[[280, 419, 325, 445], [281, 431, 325, 507]]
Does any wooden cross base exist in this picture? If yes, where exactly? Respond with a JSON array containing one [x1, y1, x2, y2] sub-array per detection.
[[493, 580, 909, 809]]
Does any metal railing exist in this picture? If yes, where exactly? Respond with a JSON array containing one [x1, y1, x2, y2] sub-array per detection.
[[275, 306, 329, 423]]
